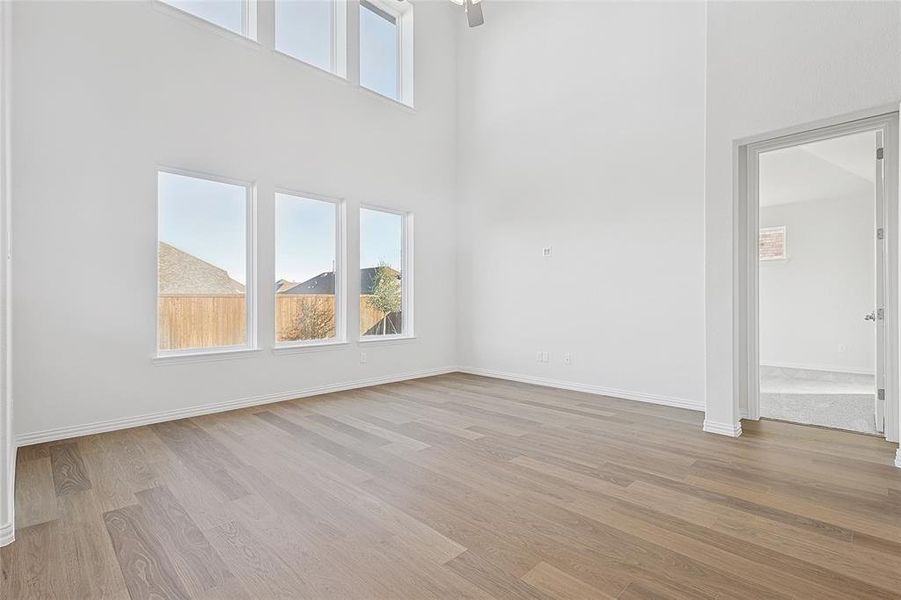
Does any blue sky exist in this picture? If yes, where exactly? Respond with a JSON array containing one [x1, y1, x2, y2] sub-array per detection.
[[276, 193, 335, 282], [159, 172, 247, 284], [360, 207, 402, 273], [359, 2, 399, 99], [275, 0, 333, 71], [160, 173, 402, 287]]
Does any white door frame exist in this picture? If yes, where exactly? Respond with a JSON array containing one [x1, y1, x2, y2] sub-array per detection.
[[0, 0, 12, 547], [737, 109, 900, 443]]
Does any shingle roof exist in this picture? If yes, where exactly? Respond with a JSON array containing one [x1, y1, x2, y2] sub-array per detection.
[[275, 279, 300, 294], [280, 266, 399, 295], [159, 242, 245, 295]]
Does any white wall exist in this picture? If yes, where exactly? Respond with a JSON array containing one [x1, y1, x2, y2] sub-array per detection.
[[705, 1, 901, 432], [11, 0, 458, 441], [456, 1, 707, 408], [759, 196, 875, 374]]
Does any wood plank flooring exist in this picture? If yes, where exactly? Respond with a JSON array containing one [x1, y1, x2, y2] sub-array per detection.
[[2, 373, 901, 599]]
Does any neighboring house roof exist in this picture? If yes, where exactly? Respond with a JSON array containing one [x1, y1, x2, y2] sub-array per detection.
[[159, 242, 245, 295], [281, 266, 399, 295], [275, 279, 300, 294]]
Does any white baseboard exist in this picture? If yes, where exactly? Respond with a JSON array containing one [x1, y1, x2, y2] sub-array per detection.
[[458, 367, 705, 412], [760, 362, 875, 376], [17, 366, 458, 447], [895, 448, 901, 470], [0, 520, 13, 547], [703, 419, 743, 437]]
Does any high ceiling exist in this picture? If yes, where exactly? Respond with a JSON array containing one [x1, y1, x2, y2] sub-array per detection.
[[759, 130, 876, 207]]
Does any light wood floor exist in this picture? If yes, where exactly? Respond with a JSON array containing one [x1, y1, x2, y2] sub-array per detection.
[[3, 373, 901, 599]]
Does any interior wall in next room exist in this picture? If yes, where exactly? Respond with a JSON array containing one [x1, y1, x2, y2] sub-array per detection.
[[759, 196, 875, 375]]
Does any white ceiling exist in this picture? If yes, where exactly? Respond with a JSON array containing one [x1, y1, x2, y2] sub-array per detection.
[[759, 130, 876, 207]]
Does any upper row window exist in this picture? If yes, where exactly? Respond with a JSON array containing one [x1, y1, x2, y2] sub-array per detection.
[[275, 0, 346, 76], [160, 0, 411, 104]]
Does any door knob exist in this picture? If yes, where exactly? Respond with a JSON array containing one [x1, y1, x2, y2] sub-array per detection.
[[865, 311, 876, 321]]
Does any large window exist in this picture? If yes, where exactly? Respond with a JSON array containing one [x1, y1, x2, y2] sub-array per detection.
[[275, 0, 346, 76], [275, 192, 342, 344], [160, 0, 254, 37], [158, 171, 252, 354], [359, 0, 412, 104], [360, 207, 410, 338]]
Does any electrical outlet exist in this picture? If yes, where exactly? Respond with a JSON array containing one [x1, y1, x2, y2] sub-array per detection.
[[536, 351, 549, 363], [542, 246, 552, 258], [360, 352, 367, 364], [563, 353, 572, 365]]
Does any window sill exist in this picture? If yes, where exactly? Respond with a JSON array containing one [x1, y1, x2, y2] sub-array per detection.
[[153, 347, 261, 365], [272, 341, 349, 355], [152, 1, 261, 48], [271, 49, 349, 84], [358, 335, 417, 346], [359, 84, 415, 112]]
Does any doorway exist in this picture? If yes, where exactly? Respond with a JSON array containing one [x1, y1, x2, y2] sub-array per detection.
[[743, 112, 899, 441]]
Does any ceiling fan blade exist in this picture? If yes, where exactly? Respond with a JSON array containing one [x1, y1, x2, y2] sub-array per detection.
[[464, 0, 484, 27]]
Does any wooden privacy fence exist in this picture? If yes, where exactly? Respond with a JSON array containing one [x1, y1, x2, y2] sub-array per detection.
[[159, 294, 391, 350], [276, 295, 387, 340], [158, 295, 246, 350]]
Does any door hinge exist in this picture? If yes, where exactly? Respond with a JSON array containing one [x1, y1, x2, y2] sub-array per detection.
[[877, 147, 884, 160], [877, 227, 885, 240], [878, 388, 885, 401], [878, 308, 884, 320]]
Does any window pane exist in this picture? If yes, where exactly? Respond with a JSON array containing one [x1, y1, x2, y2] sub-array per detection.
[[162, 0, 245, 35], [360, 1, 398, 100], [275, 0, 333, 71], [158, 172, 247, 351], [275, 194, 338, 342], [360, 208, 403, 336]]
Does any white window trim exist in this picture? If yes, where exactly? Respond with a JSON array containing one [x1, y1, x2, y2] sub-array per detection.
[[153, 347, 262, 365], [272, 340, 350, 355], [153, 0, 259, 42], [759, 225, 787, 262], [273, 0, 348, 79], [359, 204, 414, 342], [155, 167, 258, 359], [359, 0, 414, 107], [273, 189, 347, 350]]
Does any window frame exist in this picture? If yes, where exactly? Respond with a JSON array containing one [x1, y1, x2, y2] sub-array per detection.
[[274, 0, 348, 78], [358, 0, 414, 106], [155, 167, 258, 359], [358, 204, 414, 342], [759, 225, 788, 262], [273, 188, 347, 350], [156, 0, 258, 40]]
